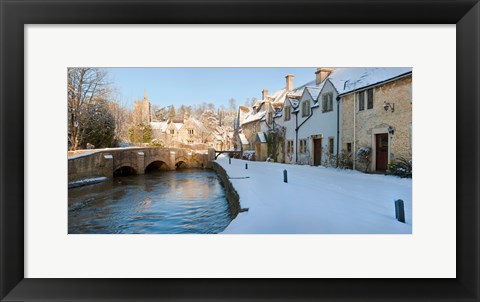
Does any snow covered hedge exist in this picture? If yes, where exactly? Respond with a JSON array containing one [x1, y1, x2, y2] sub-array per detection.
[[242, 150, 255, 161], [387, 157, 412, 178], [355, 147, 371, 172]]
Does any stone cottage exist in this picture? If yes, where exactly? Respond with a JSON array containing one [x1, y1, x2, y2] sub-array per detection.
[[337, 68, 412, 172]]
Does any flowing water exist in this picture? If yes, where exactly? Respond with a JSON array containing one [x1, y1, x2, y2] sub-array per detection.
[[68, 169, 232, 234]]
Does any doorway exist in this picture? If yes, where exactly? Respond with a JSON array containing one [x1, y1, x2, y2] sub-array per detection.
[[313, 138, 322, 166], [375, 133, 389, 171]]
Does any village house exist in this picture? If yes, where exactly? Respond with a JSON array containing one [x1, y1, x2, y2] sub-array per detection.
[[337, 68, 412, 172], [236, 75, 297, 161], [271, 68, 338, 166], [293, 68, 342, 167], [235, 68, 412, 174], [281, 91, 301, 164], [233, 105, 253, 151], [133, 91, 232, 150], [178, 116, 212, 145]]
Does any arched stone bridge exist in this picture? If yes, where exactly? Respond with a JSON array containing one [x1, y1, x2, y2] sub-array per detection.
[[68, 147, 216, 183]]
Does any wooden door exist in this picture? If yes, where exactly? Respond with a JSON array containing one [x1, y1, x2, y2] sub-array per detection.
[[255, 143, 261, 161], [375, 133, 389, 171], [313, 139, 322, 166]]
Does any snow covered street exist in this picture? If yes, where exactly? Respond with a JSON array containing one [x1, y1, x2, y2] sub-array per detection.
[[217, 156, 412, 234]]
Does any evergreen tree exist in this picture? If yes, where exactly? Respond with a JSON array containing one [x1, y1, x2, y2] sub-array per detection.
[[167, 105, 176, 122], [79, 99, 116, 148]]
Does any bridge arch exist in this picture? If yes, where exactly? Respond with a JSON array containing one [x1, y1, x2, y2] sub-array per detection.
[[114, 165, 137, 177], [175, 156, 190, 169], [145, 160, 170, 173]]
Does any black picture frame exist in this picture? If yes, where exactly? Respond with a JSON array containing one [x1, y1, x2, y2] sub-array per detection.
[[1, 0, 479, 301]]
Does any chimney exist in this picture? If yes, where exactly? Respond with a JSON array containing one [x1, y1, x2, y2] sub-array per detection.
[[285, 74, 294, 91], [262, 88, 269, 100], [315, 68, 335, 85]]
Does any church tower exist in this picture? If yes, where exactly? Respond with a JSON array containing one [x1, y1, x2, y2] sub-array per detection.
[[133, 89, 152, 125]]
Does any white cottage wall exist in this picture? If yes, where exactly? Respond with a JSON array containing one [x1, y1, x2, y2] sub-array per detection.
[[282, 99, 297, 164], [297, 80, 341, 166]]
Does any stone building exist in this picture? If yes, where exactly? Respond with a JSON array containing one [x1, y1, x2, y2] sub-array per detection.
[[339, 68, 412, 172], [235, 68, 412, 174], [236, 75, 298, 161], [133, 90, 152, 125], [133, 91, 232, 150]]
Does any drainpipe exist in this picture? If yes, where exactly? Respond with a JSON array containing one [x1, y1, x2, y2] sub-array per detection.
[[336, 95, 341, 167], [294, 111, 299, 163], [353, 93, 356, 171]]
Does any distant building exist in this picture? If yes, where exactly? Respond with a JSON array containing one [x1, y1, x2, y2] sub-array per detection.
[[133, 90, 152, 125], [133, 91, 231, 150]]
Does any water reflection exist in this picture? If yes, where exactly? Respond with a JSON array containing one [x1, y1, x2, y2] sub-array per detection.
[[68, 169, 231, 234]]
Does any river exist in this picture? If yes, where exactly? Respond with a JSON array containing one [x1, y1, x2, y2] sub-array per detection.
[[68, 169, 232, 234]]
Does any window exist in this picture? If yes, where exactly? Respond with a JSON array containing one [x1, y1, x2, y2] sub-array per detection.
[[170, 129, 175, 135], [302, 100, 310, 117], [322, 93, 333, 112], [347, 143, 352, 153], [187, 140, 194, 144], [358, 91, 365, 111], [299, 139, 307, 153], [286, 140, 294, 153], [284, 106, 291, 121], [188, 129, 194, 135], [328, 137, 334, 154], [367, 88, 374, 109]]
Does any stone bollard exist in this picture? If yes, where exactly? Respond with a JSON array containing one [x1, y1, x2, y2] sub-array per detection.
[[245, 163, 248, 169], [283, 169, 288, 183], [395, 199, 405, 223]]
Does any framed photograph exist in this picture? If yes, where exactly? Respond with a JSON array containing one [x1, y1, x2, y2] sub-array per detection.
[[1, 0, 479, 301]]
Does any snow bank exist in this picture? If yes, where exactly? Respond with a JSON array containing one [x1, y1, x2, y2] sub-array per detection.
[[68, 177, 108, 189], [217, 157, 412, 234]]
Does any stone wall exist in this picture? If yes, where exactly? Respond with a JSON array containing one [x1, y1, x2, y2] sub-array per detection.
[[210, 161, 241, 218], [68, 152, 112, 182], [241, 121, 260, 151], [341, 75, 412, 171]]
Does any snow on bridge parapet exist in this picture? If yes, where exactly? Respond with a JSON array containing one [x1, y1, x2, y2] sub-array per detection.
[[68, 147, 215, 184]]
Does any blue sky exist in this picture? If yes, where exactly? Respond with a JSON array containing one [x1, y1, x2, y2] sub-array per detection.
[[107, 68, 316, 109]]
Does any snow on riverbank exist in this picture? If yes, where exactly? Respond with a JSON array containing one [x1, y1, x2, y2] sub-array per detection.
[[217, 157, 412, 234], [68, 176, 108, 189]]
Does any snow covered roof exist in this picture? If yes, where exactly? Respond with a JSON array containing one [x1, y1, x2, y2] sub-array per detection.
[[150, 121, 168, 131], [305, 85, 323, 101], [239, 133, 249, 145], [241, 110, 266, 125], [257, 132, 267, 143], [327, 67, 412, 95], [182, 117, 209, 133], [286, 97, 299, 108], [173, 123, 183, 130], [213, 132, 223, 140]]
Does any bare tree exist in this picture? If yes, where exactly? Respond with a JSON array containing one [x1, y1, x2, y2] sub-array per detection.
[[244, 97, 258, 107], [68, 68, 109, 150], [228, 98, 237, 111], [108, 99, 132, 144]]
